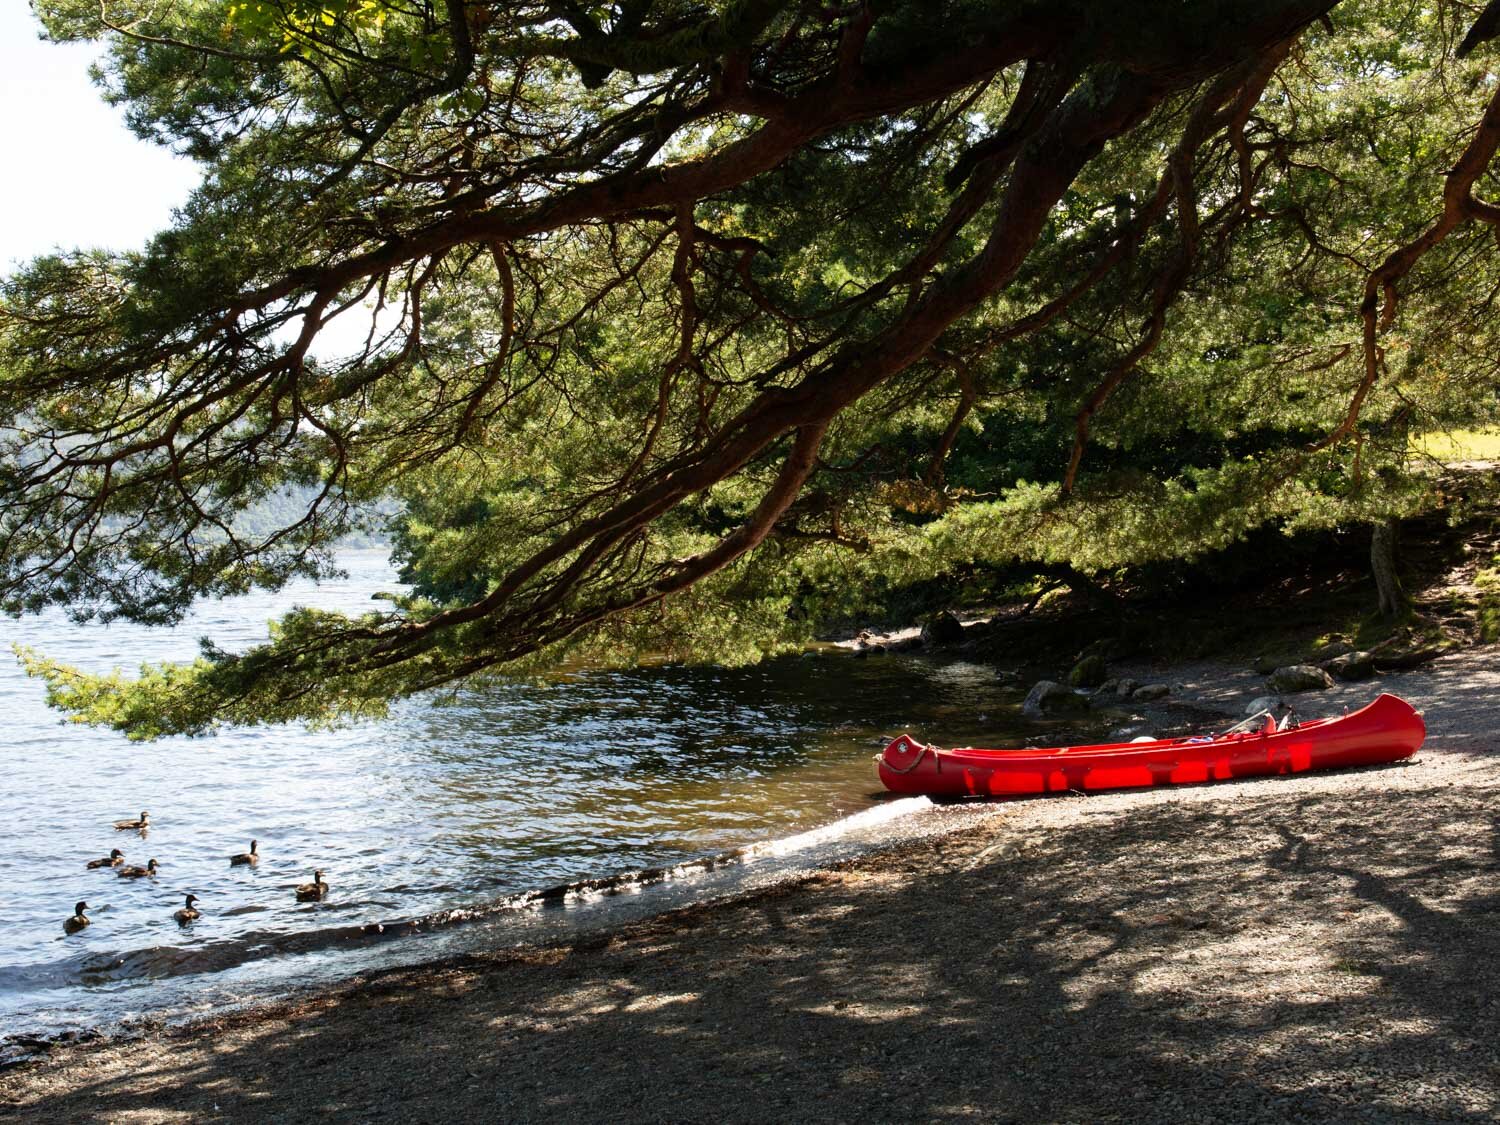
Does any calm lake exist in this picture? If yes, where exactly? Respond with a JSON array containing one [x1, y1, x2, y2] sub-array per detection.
[[0, 550, 1089, 1038]]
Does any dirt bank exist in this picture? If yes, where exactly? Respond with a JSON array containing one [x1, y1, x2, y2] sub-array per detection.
[[3, 650, 1497, 1123]]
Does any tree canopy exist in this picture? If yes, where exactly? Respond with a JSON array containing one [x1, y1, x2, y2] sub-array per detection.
[[5, 0, 1500, 736]]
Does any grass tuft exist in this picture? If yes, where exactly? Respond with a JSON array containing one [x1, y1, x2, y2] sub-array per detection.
[[1475, 560, 1500, 643]]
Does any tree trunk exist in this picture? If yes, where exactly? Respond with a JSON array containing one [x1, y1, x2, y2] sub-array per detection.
[[1371, 517, 1409, 619]]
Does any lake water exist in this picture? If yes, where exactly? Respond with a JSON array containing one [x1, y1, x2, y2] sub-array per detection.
[[0, 550, 1092, 1039]]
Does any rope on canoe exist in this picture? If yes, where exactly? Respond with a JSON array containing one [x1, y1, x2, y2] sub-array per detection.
[[883, 742, 937, 774]]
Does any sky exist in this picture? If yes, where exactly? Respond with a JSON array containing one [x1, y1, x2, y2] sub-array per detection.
[[0, 5, 387, 355], [0, 4, 202, 270]]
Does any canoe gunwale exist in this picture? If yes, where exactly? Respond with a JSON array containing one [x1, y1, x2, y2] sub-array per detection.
[[877, 692, 1426, 798]]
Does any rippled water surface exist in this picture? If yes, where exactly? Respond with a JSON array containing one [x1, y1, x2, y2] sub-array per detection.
[[0, 550, 1088, 1037]]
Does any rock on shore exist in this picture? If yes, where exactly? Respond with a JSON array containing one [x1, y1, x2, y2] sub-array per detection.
[[3, 651, 1497, 1123]]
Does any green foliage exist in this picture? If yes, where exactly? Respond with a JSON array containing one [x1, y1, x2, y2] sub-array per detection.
[[226, 1, 391, 45], [1476, 560, 1500, 643], [6, 0, 1500, 735]]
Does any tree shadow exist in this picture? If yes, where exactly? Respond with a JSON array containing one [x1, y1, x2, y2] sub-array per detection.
[[4, 765, 1497, 1123]]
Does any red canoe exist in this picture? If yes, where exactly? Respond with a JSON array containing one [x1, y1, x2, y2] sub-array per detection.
[[877, 692, 1425, 798]]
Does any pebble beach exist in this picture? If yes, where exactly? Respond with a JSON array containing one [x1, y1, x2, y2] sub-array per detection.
[[2, 648, 1497, 1123]]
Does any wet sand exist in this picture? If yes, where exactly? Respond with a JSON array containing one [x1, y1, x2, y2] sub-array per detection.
[[3, 650, 1497, 1123]]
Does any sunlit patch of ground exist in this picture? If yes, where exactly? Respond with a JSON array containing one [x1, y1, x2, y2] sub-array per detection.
[[2, 652, 1498, 1122], [1409, 428, 1500, 462]]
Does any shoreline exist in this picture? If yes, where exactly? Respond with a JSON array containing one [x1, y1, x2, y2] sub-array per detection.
[[3, 650, 1498, 1122], [0, 791, 1003, 1051]]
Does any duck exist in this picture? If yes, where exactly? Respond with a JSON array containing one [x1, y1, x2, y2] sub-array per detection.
[[229, 839, 260, 866], [86, 848, 125, 869], [63, 901, 91, 935], [113, 811, 149, 831], [117, 858, 159, 879], [173, 894, 201, 925], [295, 870, 328, 901]]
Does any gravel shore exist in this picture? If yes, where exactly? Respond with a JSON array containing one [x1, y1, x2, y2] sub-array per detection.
[[3, 650, 1497, 1123]]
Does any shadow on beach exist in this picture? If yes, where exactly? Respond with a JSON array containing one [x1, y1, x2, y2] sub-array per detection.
[[3, 735, 1496, 1123], [6, 658, 1500, 1122]]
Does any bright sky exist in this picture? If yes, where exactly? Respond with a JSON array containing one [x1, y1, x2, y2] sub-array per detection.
[[0, 5, 201, 270], [0, 6, 388, 354]]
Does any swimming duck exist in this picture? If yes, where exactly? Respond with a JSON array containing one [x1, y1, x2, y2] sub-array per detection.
[[295, 870, 328, 901], [117, 858, 159, 879], [174, 894, 201, 925], [229, 840, 259, 866], [86, 848, 125, 869], [113, 811, 149, 831], [63, 901, 90, 935]]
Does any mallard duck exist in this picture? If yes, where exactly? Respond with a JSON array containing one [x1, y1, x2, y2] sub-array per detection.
[[113, 811, 150, 831], [229, 839, 259, 866], [63, 901, 90, 935], [295, 870, 328, 901], [86, 848, 125, 869], [117, 858, 159, 878], [173, 894, 201, 925]]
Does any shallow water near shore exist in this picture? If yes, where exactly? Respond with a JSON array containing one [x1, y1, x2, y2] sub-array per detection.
[[0, 550, 1098, 1038]]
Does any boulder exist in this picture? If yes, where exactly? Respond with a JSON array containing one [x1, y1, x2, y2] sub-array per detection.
[[920, 611, 966, 647], [1022, 680, 1091, 717], [1068, 653, 1109, 689], [1308, 640, 1354, 662], [1372, 646, 1440, 671], [1132, 683, 1171, 701], [1114, 678, 1140, 699], [1075, 637, 1118, 662], [1324, 650, 1375, 681], [1251, 654, 1280, 675], [1266, 664, 1334, 693]]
